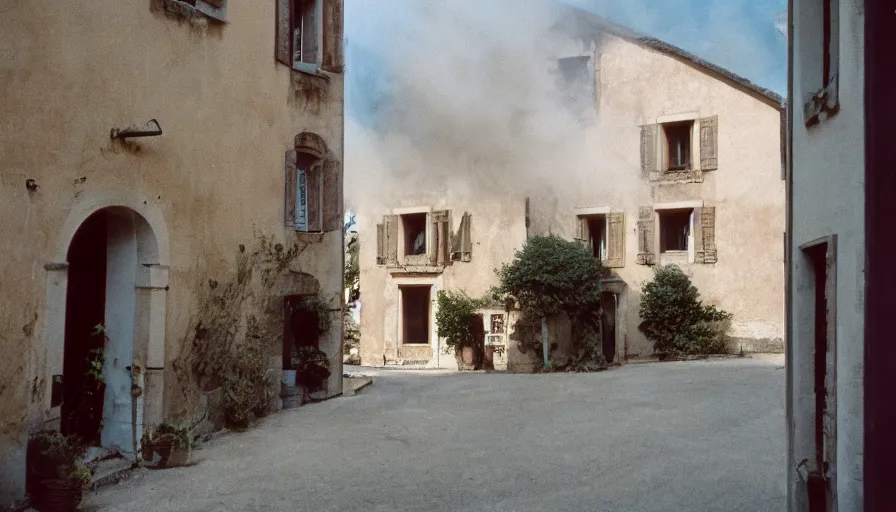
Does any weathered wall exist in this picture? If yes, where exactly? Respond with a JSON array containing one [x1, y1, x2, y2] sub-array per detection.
[[788, 1, 865, 510], [355, 31, 783, 370], [535, 33, 785, 358], [0, 0, 344, 502]]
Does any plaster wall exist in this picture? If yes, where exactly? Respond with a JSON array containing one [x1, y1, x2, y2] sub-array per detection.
[[787, 1, 865, 510], [0, 0, 344, 502]]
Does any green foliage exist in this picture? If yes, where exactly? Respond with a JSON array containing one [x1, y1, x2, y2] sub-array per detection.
[[222, 378, 257, 430], [638, 265, 733, 356], [344, 213, 360, 307], [292, 296, 333, 334], [435, 291, 487, 355], [294, 346, 331, 398], [493, 234, 603, 319], [68, 461, 92, 489]]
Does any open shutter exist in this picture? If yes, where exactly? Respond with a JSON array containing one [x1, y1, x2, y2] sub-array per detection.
[[307, 165, 322, 232], [451, 213, 472, 262], [276, 0, 292, 66], [322, 159, 342, 232], [700, 116, 719, 171], [636, 207, 656, 266], [605, 212, 625, 268], [384, 214, 399, 266], [695, 207, 717, 264], [574, 216, 589, 246], [376, 223, 385, 265], [640, 124, 657, 178], [321, 0, 344, 72], [431, 210, 450, 266], [195, 0, 227, 22], [285, 150, 297, 229]]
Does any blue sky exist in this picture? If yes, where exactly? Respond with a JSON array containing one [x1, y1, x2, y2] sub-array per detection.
[[345, 1, 787, 128]]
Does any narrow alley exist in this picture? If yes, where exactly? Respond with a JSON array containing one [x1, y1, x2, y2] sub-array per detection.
[[85, 357, 785, 512]]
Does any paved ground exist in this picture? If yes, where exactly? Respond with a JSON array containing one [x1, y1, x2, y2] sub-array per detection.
[[85, 356, 786, 512]]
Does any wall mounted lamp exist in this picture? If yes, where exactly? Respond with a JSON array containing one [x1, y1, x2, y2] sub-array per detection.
[[110, 119, 163, 139]]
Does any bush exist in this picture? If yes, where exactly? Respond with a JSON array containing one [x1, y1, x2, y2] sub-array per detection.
[[638, 265, 732, 356], [435, 291, 487, 355], [294, 346, 331, 401], [493, 234, 606, 371]]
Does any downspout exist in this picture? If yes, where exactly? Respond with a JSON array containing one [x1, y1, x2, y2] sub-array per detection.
[[784, 0, 795, 508]]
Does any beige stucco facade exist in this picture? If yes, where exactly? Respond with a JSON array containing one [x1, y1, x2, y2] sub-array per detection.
[[0, 0, 345, 503], [786, 1, 865, 510], [356, 17, 784, 370]]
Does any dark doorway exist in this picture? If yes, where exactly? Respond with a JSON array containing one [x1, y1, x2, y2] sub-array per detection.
[[283, 295, 322, 368], [600, 292, 616, 363], [61, 210, 108, 445], [806, 243, 831, 511], [400, 286, 431, 345]]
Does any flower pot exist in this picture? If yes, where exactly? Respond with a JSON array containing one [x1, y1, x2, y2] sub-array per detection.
[[165, 445, 192, 468], [461, 346, 475, 366], [35, 479, 82, 512]]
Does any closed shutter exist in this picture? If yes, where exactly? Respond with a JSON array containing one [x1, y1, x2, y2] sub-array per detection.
[[605, 212, 625, 268], [431, 210, 451, 266], [695, 207, 717, 264], [321, 0, 344, 72], [575, 216, 589, 245], [636, 207, 656, 266], [700, 116, 719, 171], [640, 124, 657, 178], [384, 214, 399, 266], [276, 0, 292, 66], [307, 165, 323, 232], [376, 223, 385, 265], [322, 159, 342, 232], [195, 0, 227, 22], [285, 150, 298, 229]]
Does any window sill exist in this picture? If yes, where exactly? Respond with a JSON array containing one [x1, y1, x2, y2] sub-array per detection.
[[291, 64, 332, 81], [387, 265, 445, 276], [402, 343, 431, 347]]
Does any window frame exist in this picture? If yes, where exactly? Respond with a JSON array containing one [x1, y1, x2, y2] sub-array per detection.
[[391, 206, 433, 264], [294, 157, 323, 233], [292, 0, 325, 74], [661, 120, 695, 172]]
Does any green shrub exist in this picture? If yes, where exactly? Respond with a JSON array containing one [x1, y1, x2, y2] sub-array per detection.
[[638, 265, 732, 356], [294, 346, 331, 400], [435, 291, 487, 355], [493, 234, 606, 371]]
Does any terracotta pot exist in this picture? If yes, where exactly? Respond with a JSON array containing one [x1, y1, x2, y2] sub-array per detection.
[[35, 479, 82, 512], [460, 346, 474, 365]]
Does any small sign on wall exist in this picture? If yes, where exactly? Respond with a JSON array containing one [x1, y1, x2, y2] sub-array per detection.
[[295, 169, 308, 231]]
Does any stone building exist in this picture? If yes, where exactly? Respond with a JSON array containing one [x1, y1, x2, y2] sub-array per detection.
[[0, 0, 344, 502], [356, 9, 785, 370]]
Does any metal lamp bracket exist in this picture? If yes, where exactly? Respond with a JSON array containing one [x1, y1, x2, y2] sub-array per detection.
[[111, 119, 163, 139]]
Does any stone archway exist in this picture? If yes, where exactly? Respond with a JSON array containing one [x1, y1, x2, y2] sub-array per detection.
[[44, 195, 169, 458]]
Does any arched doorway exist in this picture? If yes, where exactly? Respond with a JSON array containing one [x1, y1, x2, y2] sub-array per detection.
[[58, 206, 163, 456]]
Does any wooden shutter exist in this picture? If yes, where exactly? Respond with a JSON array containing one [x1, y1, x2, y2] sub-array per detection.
[[195, 0, 227, 22], [284, 150, 298, 229], [322, 159, 342, 232], [276, 0, 292, 66], [431, 210, 451, 266], [384, 214, 399, 266], [640, 124, 657, 178], [700, 116, 719, 171], [695, 207, 717, 264], [321, 0, 344, 72], [307, 165, 322, 232], [575, 216, 588, 243], [636, 207, 656, 266], [451, 213, 472, 262], [376, 223, 385, 265], [605, 212, 625, 268]]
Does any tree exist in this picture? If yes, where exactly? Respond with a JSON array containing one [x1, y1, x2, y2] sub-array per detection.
[[638, 265, 732, 356], [435, 290, 487, 355], [493, 234, 606, 371]]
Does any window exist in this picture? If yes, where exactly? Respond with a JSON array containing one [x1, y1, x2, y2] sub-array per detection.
[[490, 314, 505, 335], [400, 286, 431, 345], [557, 56, 595, 122], [801, 0, 840, 126], [663, 121, 693, 171], [293, 0, 320, 69], [659, 209, 693, 253], [402, 213, 427, 257], [284, 134, 342, 234], [276, 0, 344, 74], [293, 153, 322, 232], [576, 214, 607, 260]]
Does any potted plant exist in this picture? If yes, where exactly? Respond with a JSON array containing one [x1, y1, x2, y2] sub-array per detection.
[[26, 431, 90, 512], [293, 346, 331, 404], [222, 377, 257, 431], [140, 421, 193, 468], [434, 291, 487, 370], [252, 374, 273, 418]]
